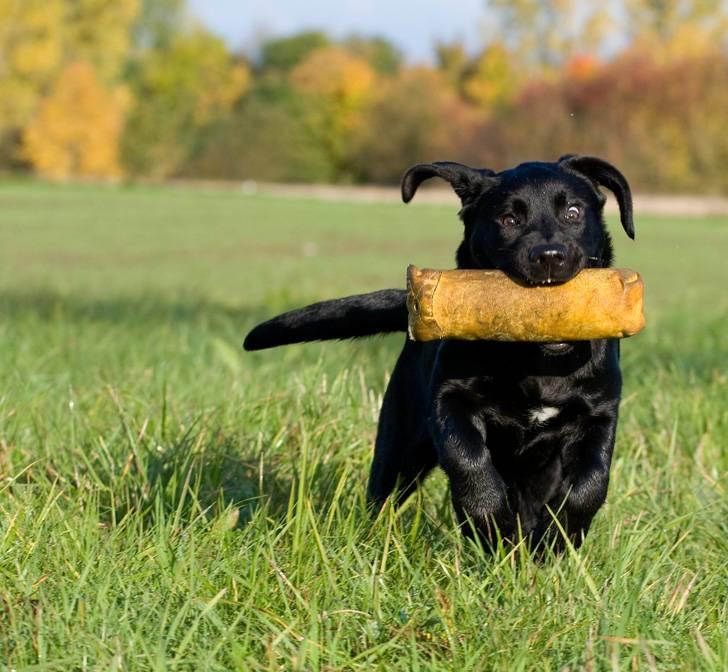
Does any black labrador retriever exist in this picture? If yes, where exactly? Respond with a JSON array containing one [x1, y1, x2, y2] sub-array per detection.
[[244, 155, 635, 551]]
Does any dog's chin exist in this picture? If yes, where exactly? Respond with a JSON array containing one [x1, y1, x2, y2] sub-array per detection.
[[540, 342, 574, 355]]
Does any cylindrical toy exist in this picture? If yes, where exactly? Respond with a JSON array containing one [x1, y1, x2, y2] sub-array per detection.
[[406, 266, 645, 342]]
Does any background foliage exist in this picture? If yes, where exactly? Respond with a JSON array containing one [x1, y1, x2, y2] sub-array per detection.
[[2, 0, 728, 189]]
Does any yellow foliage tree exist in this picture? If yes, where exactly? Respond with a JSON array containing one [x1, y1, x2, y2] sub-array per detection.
[[291, 46, 375, 107], [131, 30, 250, 124], [63, 0, 141, 81], [23, 62, 126, 179], [290, 46, 376, 176], [0, 0, 65, 130], [0, 0, 141, 167], [462, 43, 521, 109]]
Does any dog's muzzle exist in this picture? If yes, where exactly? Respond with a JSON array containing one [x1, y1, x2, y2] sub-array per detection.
[[526, 244, 580, 285]]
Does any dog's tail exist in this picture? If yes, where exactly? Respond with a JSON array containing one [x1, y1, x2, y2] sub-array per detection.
[[243, 289, 408, 351]]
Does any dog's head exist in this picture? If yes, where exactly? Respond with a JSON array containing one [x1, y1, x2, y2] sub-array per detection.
[[401, 155, 634, 286]]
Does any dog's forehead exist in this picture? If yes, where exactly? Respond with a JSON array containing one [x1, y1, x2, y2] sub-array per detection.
[[497, 162, 591, 198]]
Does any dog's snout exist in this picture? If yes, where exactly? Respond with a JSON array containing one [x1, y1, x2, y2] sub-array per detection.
[[524, 243, 575, 284], [529, 244, 567, 268]]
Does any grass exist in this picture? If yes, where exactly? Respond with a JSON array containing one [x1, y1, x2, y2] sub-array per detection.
[[0, 181, 726, 670]]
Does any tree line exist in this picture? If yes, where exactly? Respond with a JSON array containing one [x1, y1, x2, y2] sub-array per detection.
[[2, 0, 728, 192]]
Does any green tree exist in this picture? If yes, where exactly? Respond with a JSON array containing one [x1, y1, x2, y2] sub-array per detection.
[[436, 41, 470, 87], [289, 46, 376, 180], [259, 31, 330, 71], [122, 29, 250, 177], [343, 35, 402, 74], [133, 0, 187, 50], [462, 42, 521, 109], [182, 80, 335, 183]]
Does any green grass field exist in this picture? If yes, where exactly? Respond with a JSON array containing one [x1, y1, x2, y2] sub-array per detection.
[[1, 181, 726, 670]]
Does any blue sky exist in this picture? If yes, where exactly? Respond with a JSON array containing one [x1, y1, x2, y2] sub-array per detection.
[[187, 0, 488, 62]]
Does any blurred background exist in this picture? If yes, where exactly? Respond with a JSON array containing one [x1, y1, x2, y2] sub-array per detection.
[[2, 0, 728, 192]]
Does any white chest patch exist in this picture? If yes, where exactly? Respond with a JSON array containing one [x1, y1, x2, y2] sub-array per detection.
[[529, 406, 560, 425]]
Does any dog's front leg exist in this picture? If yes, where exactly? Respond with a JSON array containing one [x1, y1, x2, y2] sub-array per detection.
[[433, 394, 516, 547], [540, 413, 618, 550]]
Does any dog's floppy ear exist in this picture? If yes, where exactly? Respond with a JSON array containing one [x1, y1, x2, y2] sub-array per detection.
[[401, 162, 496, 207], [559, 155, 635, 239]]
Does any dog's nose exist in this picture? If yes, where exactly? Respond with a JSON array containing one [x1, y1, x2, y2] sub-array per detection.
[[529, 244, 567, 269]]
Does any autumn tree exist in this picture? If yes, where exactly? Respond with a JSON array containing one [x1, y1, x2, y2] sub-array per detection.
[[624, 0, 728, 39], [289, 46, 376, 179], [350, 67, 483, 184], [462, 42, 522, 109], [0, 0, 141, 168], [343, 36, 402, 74], [122, 29, 250, 177], [22, 62, 126, 178], [622, 0, 728, 57], [0, 0, 65, 145], [485, 0, 612, 70], [63, 0, 141, 82]]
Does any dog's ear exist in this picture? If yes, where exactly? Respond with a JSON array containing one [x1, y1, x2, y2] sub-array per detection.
[[401, 162, 496, 207], [559, 155, 635, 239]]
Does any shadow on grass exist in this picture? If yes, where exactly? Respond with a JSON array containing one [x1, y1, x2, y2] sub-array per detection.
[[0, 288, 278, 329], [88, 428, 370, 533], [135, 430, 453, 546], [1, 289, 398, 532]]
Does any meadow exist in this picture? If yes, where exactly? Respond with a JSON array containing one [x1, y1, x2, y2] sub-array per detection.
[[0, 181, 726, 670]]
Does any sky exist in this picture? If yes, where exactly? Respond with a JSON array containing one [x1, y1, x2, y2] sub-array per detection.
[[187, 0, 488, 62]]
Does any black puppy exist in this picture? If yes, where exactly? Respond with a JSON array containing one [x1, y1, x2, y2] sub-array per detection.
[[245, 155, 635, 551]]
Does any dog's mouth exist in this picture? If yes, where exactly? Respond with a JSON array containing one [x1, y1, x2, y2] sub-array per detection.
[[506, 270, 580, 288], [520, 259, 585, 287], [524, 277, 570, 287], [500, 259, 584, 288]]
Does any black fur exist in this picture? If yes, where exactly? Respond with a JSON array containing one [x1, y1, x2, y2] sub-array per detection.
[[244, 289, 407, 350], [244, 155, 635, 552]]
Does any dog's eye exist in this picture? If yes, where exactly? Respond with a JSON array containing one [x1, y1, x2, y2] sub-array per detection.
[[565, 205, 581, 221], [501, 214, 518, 227]]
